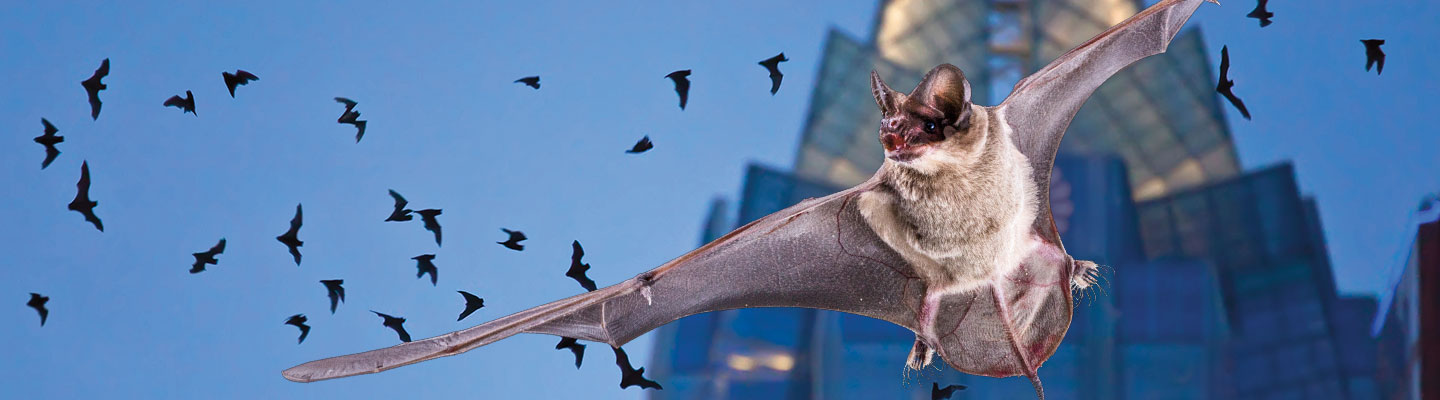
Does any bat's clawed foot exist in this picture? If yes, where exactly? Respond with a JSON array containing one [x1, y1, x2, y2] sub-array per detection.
[[1070, 259, 1099, 290], [905, 338, 934, 371]]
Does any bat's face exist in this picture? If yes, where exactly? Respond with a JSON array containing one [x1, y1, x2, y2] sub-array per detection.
[[872, 65, 980, 175]]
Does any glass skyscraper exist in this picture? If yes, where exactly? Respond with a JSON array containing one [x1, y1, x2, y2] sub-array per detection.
[[649, 1, 1376, 398]]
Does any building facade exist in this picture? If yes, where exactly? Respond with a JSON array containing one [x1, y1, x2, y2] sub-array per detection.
[[1373, 205, 1440, 400]]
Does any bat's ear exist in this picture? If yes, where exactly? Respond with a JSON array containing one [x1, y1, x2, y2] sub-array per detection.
[[871, 70, 903, 116], [912, 64, 973, 128]]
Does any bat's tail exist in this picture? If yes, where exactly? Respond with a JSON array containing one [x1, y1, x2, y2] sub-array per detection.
[[282, 280, 640, 383]]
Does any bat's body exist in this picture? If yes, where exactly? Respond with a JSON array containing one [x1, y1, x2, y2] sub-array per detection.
[[555, 336, 585, 368], [625, 136, 653, 154], [664, 70, 690, 110], [456, 291, 484, 321], [164, 90, 197, 116], [415, 209, 442, 246], [286, 314, 311, 344], [758, 53, 788, 95], [321, 280, 345, 314], [190, 238, 226, 274], [35, 118, 63, 169], [385, 190, 413, 222], [1246, 0, 1273, 27], [1362, 39, 1385, 75], [413, 254, 438, 286], [223, 70, 259, 97], [497, 228, 525, 251], [27, 293, 49, 326], [335, 97, 368, 142], [1217, 46, 1252, 120], [276, 204, 303, 265], [283, 1, 1214, 397], [515, 76, 540, 89], [68, 161, 103, 232], [81, 59, 109, 120]]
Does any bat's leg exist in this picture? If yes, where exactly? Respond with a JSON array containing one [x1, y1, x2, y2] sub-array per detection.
[[906, 290, 945, 370], [905, 338, 933, 370]]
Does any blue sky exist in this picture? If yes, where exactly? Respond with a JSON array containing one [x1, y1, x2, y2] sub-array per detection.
[[0, 1, 1435, 399]]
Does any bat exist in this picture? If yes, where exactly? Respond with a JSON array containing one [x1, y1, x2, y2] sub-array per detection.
[[566, 240, 596, 292], [81, 58, 109, 120], [67, 161, 104, 232], [222, 70, 259, 97], [555, 337, 585, 368], [1246, 0, 1273, 27], [190, 238, 226, 274], [625, 136, 653, 154], [386, 189, 414, 222], [34, 118, 63, 169], [1362, 39, 1385, 75], [372, 311, 411, 343], [515, 76, 540, 89], [282, 2, 1213, 397], [335, 97, 368, 142], [413, 254, 438, 286], [611, 346, 661, 390], [321, 280, 346, 314], [276, 204, 304, 265], [932, 382, 967, 400], [456, 291, 485, 321], [415, 209, 442, 247], [758, 52, 788, 95], [27, 293, 49, 326], [164, 90, 197, 116], [497, 228, 526, 251], [664, 70, 690, 110], [285, 314, 311, 344], [1216, 46, 1251, 120]]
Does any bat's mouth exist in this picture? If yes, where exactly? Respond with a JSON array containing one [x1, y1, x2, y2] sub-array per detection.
[[885, 144, 931, 163]]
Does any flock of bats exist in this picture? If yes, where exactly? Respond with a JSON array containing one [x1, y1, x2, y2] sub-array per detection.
[[18, 1, 1393, 398]]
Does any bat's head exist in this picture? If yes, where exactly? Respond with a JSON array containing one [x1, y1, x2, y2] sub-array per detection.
[[872, 64, 979, 174]]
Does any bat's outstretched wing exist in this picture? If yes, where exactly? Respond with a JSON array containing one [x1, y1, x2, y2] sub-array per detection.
[[998, 0, 1213, 245], [283, 177, 924, 382]]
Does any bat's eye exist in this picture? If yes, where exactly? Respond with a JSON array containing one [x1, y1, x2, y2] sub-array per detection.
[[923, 121, 937, 133]]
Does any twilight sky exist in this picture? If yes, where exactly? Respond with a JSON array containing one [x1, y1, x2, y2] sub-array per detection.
[[1, 1, 1435, 399]]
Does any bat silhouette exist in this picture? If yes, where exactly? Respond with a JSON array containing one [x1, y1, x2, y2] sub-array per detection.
[[555, 336, 585, 368], [1216, 46, 1251, 120], [758, 52, 788, 95], [164, 90, 197, 116], [932, 382, 967, 400], [81, 58, 109, 120], [283, 2, 1213, 397], [222, 70, 259, 97], [27, 293, 49, 326], [1362, 39, 1385, 75], [497, 228, 526, 251], [386, 189, 414, 222], [67, 161, 103, 232], [276, 204, 303, 265], [416, 209, 442, 247], [611, 346, 661, 390], [335, 97, 368, 142], [321, 280, 345, 314], [285, 314, 311, 344], [413, 254, 438, 286], [1246, 0, 1273, 27], [566, 240, 597, 292], [190, 238, 226, 274], [34, 118, 63, 169], [514, 76, 540, 89], [456, 291, 485, 321], [664, 70, 690, 110], [625, 136, 653, 154], [372, 311, 411, 343]]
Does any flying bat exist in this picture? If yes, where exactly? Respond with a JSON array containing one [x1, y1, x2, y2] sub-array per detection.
[[385, 189, 414, 222], [625, 136, 653, 154], [190, 238, 226, 274], [222, 70, 259, 97], [1216, 46, 1251, 120], [372, 311, 411, 343], [276, 203, 304, 265], [285, 314, 311, 344], [555, 337, 585, 369], [1362, 39, 1385, 75], [758, 53, 788, 95], [1246, 0, 1273, 27], [664, 70, 690, 110], [932, 382, 967, 400], [515, 76, 540, 89], [34, 118, 63, 169], [456, 291, 485, 321], [164, 90, 197, 116], [611, 346, 661, 390], [67, 161, 103, 232], [413, 254, 438, 286], [415, 209, 442, 247], [27, 293, 49, 326], [81, 58, 109, 120], [566, 240, 597, 292], [282, 2, 1213, 397], [321, 280, 345, 314], [335, 97, 368, 142], [497, 228, 526, 251]]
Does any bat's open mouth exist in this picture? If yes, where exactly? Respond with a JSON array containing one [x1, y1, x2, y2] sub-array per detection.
[[886, 145, 931, 162]]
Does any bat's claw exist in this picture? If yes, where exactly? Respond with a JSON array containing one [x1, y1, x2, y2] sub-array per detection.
[[1070, 259, 1099, 290], [904, 339, 933, 371]]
